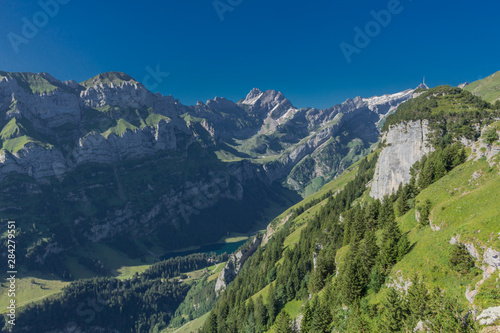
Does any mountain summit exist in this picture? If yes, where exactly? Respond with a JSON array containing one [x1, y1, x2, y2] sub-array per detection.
[[80, 71, 139, 88]]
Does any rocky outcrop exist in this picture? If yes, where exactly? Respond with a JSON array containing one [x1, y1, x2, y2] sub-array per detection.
[[451, 236, 500, 305], [262, 212, 294, 246], [370, 120, 433, 199], [463, 125, 500, 165], [215, 237, 262, 295], [477, 307, 500, 326]]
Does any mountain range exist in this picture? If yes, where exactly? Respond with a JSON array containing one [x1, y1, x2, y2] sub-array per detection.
[[1, 69, 500, 332], [0, 70, 421, 269]]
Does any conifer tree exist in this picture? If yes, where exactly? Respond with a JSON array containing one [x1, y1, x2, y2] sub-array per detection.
[[381, 288, 406, 332], [311, 299, 332, 333], [275, 311, 292, 333], [406, 275, 430, 329], [379, 210, 401, 272], [449, 244, 475, 274], [341, 249, 365, 304], [301, 302, 313, 333], [267, 284, 278, 324], [418, 159, 435, 189], [347, 302, 370, 332], [396, 232, 410, 261], [206, 312, 218, 333], [367, 264, 385, 293], [364, 200, 380, 231], [395, 183, 412, 217], [254, 295, 267, 332], [350, 207, 366, 244], [379, 196, 395, 228], [361, 231, 378, 271]]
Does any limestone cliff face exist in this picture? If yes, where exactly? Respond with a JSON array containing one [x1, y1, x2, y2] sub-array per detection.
[[215, 237, 261, 295], [370, 120, 433, 199], [0, 119, 180, 182]]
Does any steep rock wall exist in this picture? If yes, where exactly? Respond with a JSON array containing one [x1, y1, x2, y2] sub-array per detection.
[[370, 120, 433, 199]]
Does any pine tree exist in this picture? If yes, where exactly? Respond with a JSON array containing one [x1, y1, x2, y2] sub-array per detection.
[[267, 283, 278, 324], [449, 244, 475, 274], [418, 159, 435, 189], [350, 207, 366, 244], [360, 230, 379, 278], [341, 249, 365, 304], [453, 147, 466, 167], [367, 264, 385, 293], [381, 288, 406, 332], [311, 299, 332, 333], [245, 297, 255, 325], [406, 275, 430, 329], [434, 157, 447, 180], [206, 312, 218, 333], [427, 288, 476, 332], [342, 209, 355, 246], [275, 311, 292, 333], [396, 232, 410, 261], [364, 200, 380, 231], [347, 303, 370, 332], [416, 199, 432, 227], [395, 183, 411, 217], [379, 211, 401, 272], [254, 295, 267, 332], [301, 302, 313, 333], [378, 196, 395, 229]]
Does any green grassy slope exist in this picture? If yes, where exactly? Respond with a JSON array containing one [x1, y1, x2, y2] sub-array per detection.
[[202, 85, 500, 333], [465, 70, 500, 103], [261, 149, 500, 332]]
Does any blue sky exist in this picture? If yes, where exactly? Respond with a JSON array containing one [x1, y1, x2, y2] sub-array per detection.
[[0, 0, 499, 108]]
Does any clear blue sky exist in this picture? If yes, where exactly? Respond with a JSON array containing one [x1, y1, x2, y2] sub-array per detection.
[[0, 0, 499, 108]]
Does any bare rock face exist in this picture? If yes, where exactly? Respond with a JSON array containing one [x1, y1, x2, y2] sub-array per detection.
[[215, 237, 261, 295], [370, 120, 433, 199], [477, 306, 500, 326], [484, 248, 500, 269], [0, 144, 67, 182]]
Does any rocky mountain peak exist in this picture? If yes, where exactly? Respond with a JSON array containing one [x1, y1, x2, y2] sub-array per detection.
[[80, 72, 138, 88], [238, 88, 294, 121], [241, 88, 264, 105], [416, 83, 429, 90], [206, 96, 237, 110], [80, 72, 152, 108]]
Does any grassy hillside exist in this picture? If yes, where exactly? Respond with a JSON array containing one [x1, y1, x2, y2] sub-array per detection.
[[391, 154, 500, 308], [201, 87, 500, 333], [465, 71, 500, 103]]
